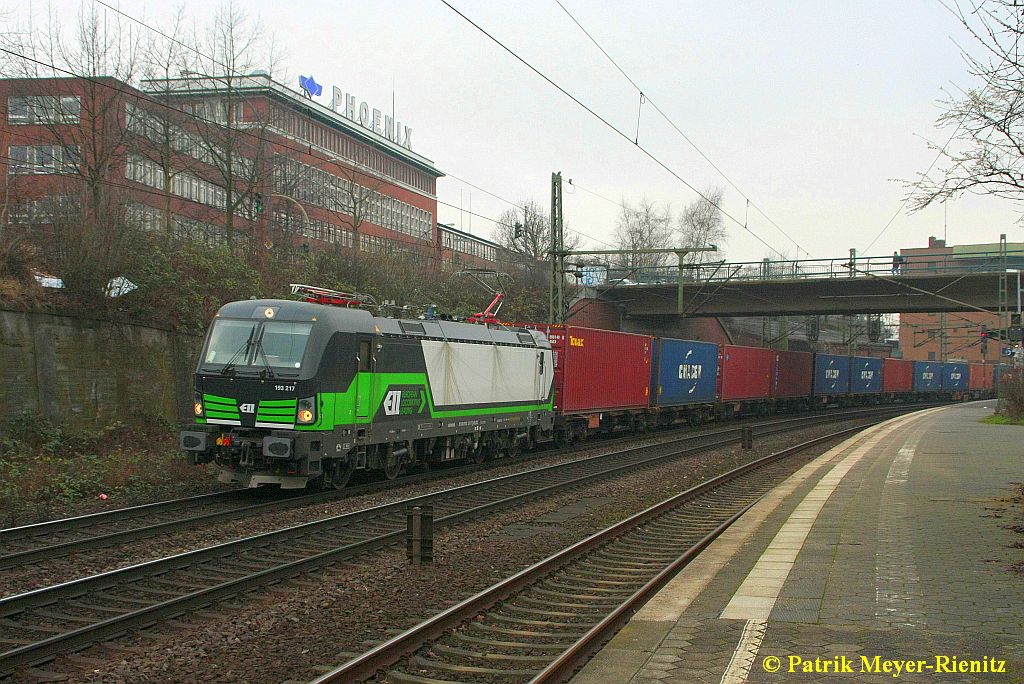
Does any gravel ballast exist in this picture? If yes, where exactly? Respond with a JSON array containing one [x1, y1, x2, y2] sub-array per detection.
[[22, 418, 874, 684]]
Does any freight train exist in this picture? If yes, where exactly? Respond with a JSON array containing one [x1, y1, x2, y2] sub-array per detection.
[[181, 288, 1000, 489]]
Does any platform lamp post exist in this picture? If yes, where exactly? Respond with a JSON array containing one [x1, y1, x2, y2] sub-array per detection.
[[1008, 269, 1022, 367]]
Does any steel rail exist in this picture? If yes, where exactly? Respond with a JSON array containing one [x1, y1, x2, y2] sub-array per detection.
[[0, 406, 917, 675], [311, 425, 871, 683], [0, 404, 936, 571]]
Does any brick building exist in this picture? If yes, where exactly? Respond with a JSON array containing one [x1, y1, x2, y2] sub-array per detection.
[[2, 73, 501, 269], [898, 236, 1024, 363]]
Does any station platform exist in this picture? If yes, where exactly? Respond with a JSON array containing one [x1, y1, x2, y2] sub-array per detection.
[[572, 402, 1024, 683]]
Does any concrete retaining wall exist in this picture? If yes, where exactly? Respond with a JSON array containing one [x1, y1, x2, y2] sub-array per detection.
[[0, 310, 201, 430]]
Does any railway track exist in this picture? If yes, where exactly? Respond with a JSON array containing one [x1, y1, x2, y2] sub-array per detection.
[[311, 422, 876, 684], [0, 406, 918, 676], [0, 405, 920, 572]]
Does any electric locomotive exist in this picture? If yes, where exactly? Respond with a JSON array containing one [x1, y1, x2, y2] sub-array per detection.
[[181, 286, 555, 489]]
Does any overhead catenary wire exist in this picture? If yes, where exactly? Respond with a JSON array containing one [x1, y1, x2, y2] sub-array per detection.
[[550, 0, 810, 259], [33, 1, 621, 252], [438, 0, 789, 260], [0, 44, 514, 241]]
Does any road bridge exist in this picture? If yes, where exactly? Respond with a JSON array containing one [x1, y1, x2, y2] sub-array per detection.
[[584, 250, 1024, 319]]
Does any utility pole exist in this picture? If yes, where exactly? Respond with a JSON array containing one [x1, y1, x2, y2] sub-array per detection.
[[546, 170, 715, 324], [549, 172, 565, 324], [998, 233, 1009, 347], [552, 247, 717, 324], [939, 311, 947, 362]]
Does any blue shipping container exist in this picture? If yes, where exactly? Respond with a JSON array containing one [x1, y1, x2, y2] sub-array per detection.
[[652, 338, 719, 406], [813, 354, 851, 396], [849, 356, 883, 394], [942, 362, 968, 391], [913, 361, 942, 392]]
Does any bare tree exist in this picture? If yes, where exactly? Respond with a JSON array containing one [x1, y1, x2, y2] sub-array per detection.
[[494, 199, 580, 259], [178, 0, 282, 250], [677, 186, 727, 265], [613, 197, 673, 274], [907, 1, 1024, 211], [132, 7, 197, 242], [332, 164, 385, 254], [270, 155, 385, 256], [1, 4, 145, 303]]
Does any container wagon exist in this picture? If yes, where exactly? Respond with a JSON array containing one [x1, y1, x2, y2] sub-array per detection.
[[913, 361, 942, 394], [850, 356, 883, 402], [813, 353, 851, 405], [773, 350, 813, 412], [942, 362, 969, 398], [524, 324, 653, 442], [882, 358, 914, 401], [719, 345, 775, 417], [650, 337, 719, 426], [967, 363, 993, 399]]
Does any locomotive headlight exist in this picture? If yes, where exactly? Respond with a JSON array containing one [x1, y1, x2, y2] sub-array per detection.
[[297, 396, 317, 424], [194, 395, 204, 417], [194, 402, 203, 416]]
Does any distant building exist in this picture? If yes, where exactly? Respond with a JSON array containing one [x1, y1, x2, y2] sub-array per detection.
[[898, 236, 1024, 363]]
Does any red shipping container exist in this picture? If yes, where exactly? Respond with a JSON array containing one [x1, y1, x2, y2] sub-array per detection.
[[719, 345, 774, 400], [969, 363, 986, 390], [971, 363, 995, 390], [524, 325, 653, 413], [882, 358, 913, 392], [774, 350, 814, 398]]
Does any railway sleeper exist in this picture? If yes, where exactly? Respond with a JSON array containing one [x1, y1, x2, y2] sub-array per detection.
[[486, 612, 596, 629], [596, 548, 680, 563], [463, 622, 580, 640], [516, 595, 620, 612], [555, 569, 638, 584], [575, 559, 658, 574], [429, 644, 554, 664], [450, 633, 569, 653], [65, 601, 128, 615], [497, 603, 603, 620], [537, 580, 634, 597], [408, 654, 540, 678], [385, 671, 466, 684]]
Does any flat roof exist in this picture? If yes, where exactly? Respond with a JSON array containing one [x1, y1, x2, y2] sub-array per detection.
[[437, 223, 501, 249], [141, 74, 443, 178]]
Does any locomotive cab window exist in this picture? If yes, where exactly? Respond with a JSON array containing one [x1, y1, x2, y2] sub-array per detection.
[[259, 322, 313, 368], [202, 319, 313, 370]]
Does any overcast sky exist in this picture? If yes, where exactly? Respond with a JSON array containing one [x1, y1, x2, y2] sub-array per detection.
[[24, 1, 1024, 261]]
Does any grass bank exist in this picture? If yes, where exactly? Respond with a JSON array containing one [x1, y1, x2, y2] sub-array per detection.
[[0, 413, 223, 527]]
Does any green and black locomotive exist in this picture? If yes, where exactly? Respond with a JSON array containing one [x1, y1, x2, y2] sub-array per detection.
[[181, 286, 555, 488]]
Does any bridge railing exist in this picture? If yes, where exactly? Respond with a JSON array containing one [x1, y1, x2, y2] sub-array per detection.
[[598, 249, 1024, 286]]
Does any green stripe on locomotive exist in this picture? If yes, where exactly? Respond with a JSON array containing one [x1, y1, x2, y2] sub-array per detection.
[[203, 393, 240, 420], [294, 371, 554, 431], [257, 398, 297, 424]]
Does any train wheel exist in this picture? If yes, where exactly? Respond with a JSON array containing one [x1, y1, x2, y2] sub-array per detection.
[[329, 462, 353, 489], [383, 446, 402, 480]]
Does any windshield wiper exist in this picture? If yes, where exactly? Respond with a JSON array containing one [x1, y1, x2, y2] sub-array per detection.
[[253, 325, 276, 379], [220, 324, 257, 375]]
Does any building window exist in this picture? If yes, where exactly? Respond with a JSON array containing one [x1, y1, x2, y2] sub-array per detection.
[[8, 145, 80, 174], [7, 96, 81, 125], [927, 351, 936, 361]]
